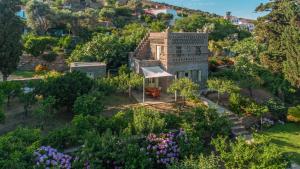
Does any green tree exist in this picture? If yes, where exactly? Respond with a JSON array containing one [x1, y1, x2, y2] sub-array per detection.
[[25, 0, 54, 35], [282, 26, 300, 88], [244, 102, 269, 127], [19, 90, 36, 117], [231, 37, 262, 61], [212, 135, 289, 169], [99, 7, 116, 21], [168, 78, 200, 103], [255, 0, 300, 73], [23, 34, 58, 57], [0, 0, 23, 81], [114, 67, 143, 97], [150, 21, 167, 32], [36, 71, 94, 109], [34, 96, 56, 129], [0, 128, 41, 168], [73, 92, 104, 116], [0, 92, 5, 123], [207, 78, 240, 103], [174, 14, 208, 32], [235, 56, 263, 97], [0, 81, 22, 107]]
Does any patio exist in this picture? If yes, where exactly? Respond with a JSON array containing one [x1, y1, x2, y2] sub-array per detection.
[[132, 90, 176, 105]]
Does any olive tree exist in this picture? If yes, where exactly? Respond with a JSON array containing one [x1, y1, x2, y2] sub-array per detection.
[[207, 78, 240, 103]]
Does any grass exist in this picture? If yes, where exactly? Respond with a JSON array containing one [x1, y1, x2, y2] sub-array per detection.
[[262, 123, 300, 164], [12, 71, 36, 78]]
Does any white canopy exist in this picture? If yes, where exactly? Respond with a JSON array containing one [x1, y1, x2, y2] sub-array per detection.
[[141, 66, 174, 78]]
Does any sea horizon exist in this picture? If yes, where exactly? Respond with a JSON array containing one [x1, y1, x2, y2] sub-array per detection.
[[152, 0, 269, 19]]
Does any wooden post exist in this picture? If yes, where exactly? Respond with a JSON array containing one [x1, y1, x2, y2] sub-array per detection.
[[143, 78, 145, 103]]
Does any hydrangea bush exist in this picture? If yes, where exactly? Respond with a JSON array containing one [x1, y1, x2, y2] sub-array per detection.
[[146, 129, 187, 166], [34, 146, 72, 169]]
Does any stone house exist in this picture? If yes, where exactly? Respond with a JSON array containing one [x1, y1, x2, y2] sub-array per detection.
[[129, 29, 209, 92], [70, 62, 106, 79]]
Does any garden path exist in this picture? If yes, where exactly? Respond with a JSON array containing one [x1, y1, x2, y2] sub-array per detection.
[[200, 97, 253, 142]]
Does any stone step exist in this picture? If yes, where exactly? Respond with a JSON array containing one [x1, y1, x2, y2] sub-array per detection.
[[232, 120, 243, 125], [231, 125, 245, 130], [228, 116, 239, 121], [232, 130, 250, 136]]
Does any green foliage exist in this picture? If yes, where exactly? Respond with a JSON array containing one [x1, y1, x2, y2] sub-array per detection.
[[265, 99, 287, 120], [212, 135, 290, 169], [0, 0, 23, 81], [25, 0, 54, 35], [23, 34, 58, 57], [19, 90, 37, 117], [150, 20, 167, 32], [74, 130, 152, 169], [34, 96, 56, 129], [126, 107, 166, 135], [0, 92, 5, 123], [231, 37, 262, 61], [174, 14, 207, 32], [207, 78, 240, 102], [168, 154, 221, 169], [168, 78, 199, 101], [244, 102, 269, 117], [0, 81, 22, 106], [0, 128, 41, 169], [36, 71, 94, 109], [288, 105, 300, 122], [229, 93, 247, 115], [69, 33, 126, 68], [41, 51, 57, 62], [58, 35, 74, 49], [96, 77, 118, 95], [73, 92, 104, 116], [282, 26, 300, 88]]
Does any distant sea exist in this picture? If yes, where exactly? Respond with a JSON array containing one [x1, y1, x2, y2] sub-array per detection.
[[152, 0, 269, 19]]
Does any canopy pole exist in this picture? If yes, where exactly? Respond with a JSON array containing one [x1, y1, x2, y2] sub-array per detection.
[[143, 78, 145, 103], [174, 75, 177, 102]]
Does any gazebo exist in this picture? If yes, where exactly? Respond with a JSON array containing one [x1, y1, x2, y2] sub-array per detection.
[[141, 66, 177, 103]]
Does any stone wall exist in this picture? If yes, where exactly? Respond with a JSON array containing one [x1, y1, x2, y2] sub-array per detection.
[[18, 54, 68, 72]]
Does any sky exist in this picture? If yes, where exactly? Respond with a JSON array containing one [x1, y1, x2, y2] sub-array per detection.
[[152, 0, 269, 19]]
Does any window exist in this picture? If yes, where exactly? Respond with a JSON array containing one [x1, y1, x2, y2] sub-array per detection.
[[195, 46, 202, 55], [198, 70, 202, 82], [176, 46, 182, 57]]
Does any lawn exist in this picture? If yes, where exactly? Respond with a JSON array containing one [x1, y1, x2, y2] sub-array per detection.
[[12, 71, 36, 78], [262, 123, 300, 164]]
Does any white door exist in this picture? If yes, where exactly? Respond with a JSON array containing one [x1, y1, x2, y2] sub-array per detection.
[[156, 46, 161, 60]]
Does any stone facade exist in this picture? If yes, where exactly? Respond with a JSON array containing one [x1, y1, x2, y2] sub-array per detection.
[[18, 54, 68, 72], [130, 29, 209, 91]]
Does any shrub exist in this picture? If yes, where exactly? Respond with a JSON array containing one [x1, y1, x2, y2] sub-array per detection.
[[34, 96, 56, 129], [229, 93, 247, 114], [0, 81, 22, 106], [73, 92, 104, 116], [35, 64, 48, 74], [36, 71, 94, 109], [0, 128, 41, 168], [41, 126, 78, 150], [96, 77, 118, 95], [74, 130, 152, 169], [42, 51, 57, 62], [33, 146, 72, 168], [265, 99, 287, 120], [167, 154, 221, 169], [287, 105, 300, 122], [146, 130, 185, 167], [0, 92, 5, 123], [24, 35, 58, 57], [126, 107, 166, 135], [212, 135, 290, 169]]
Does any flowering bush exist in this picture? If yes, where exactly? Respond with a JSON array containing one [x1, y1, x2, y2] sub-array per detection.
[[146, 129, 187, 166], [34, 146, 72, 169]]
